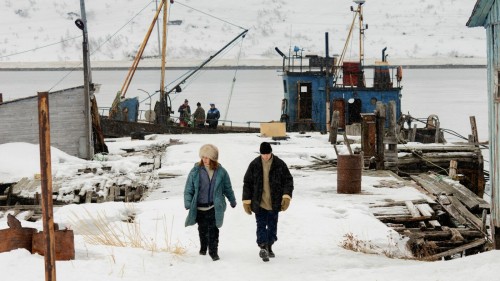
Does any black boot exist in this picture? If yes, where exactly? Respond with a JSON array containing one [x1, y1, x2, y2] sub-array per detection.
[[209, 250, 220, 261], [259, 244, 269, 262], [267, 244, 275, 258], [199, 244, 207, 255]]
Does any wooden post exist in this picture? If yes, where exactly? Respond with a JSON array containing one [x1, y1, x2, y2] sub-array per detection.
[[375, 102, 386, 170], [470, 116, 479, 145], [384, 101, 398, 170], [411, 124, 417, 142], [343, 131, 353, 156], [361, 113, 376, 161], [329, 110, 339, 144], [38, 92, 57, 281], [434, 120, 440, 143], [0, 93, 3, 103], [449, 160, 458, 180]]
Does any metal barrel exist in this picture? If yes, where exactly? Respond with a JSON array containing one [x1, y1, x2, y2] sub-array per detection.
[[337, 153, 362, 194]]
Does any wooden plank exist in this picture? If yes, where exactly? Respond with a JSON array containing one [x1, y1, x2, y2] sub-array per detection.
[[438, 195, 470, 226], [399, 228, 483, 239], [427, 174, 481, 211], [416, 204, 434, 217], [0, 205, 43, 211], [370, 199, 432, 208], [428, 220, 442, 229], [447, 196, 483, 230], [411, 175, 445, 196], [425, 239, 486, 261], [405, 201, 421, 218], [378, 215, 431, 223]]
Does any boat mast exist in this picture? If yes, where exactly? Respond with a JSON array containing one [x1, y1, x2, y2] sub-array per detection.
[[109, 0, 165, 118], [356, 0, 365, 66], [159, 0, 169, 124]]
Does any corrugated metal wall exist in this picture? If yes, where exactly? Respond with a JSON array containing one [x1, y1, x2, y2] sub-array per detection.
[[0, 86, 91, 159]]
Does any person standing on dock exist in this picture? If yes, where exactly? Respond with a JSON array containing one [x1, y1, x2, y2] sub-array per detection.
[[206, 103, 220, 129], [178, 99, 191, 127], [193, 102, 206, 128], [242, 142, 294, 262], [184, 144, 237, 261]]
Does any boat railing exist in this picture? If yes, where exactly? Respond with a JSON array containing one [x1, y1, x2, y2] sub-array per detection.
[[282, 55, 402, 89], [99, 106, 269, 129]]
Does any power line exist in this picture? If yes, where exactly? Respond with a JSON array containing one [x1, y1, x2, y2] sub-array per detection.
[[0, 35, 82, 59]]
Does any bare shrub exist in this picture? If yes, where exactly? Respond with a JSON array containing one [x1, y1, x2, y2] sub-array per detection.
[[69, 205, 186, 255]]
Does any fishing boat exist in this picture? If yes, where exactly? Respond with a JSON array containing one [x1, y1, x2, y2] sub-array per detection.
[[100, 0, 257, 138], [277, 0, 402, 134], [276, 0, 486, 195]]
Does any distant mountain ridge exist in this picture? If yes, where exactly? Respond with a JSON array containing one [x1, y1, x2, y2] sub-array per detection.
[[0, 0, 486, 65]]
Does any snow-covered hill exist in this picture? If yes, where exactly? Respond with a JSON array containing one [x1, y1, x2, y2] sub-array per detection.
[[0, 0, 486, 65]]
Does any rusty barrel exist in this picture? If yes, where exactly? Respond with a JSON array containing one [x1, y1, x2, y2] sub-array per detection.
[[337, 153, 362, 194]]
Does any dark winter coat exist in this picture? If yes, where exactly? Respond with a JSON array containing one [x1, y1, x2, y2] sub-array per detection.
[[184, 163, 236, 228], [192, 106, 206, 127], [242, 155, 294, 213], [206, 108, 220, 127]]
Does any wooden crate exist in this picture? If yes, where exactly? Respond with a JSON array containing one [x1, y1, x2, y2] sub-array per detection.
[[260, 122, 286, 137]]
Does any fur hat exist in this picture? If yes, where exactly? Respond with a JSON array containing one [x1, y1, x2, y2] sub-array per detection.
[[260, 142, 272, 154], [199, 144, 219, 161]]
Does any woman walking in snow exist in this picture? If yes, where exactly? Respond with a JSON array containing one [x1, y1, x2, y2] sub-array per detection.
[[184, 144, 237, 261]]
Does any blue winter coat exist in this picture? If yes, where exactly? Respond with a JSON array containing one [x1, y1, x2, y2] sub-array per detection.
[[184, 163, 236, 228]]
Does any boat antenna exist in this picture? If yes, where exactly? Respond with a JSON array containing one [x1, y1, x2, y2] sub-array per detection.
[[332, 0, 365, 78]]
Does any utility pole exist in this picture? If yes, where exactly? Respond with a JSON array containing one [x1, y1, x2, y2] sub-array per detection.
[[77, 0, 94, 159]]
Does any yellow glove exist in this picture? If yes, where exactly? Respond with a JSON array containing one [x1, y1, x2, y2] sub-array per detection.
[[243, 203, 252, 215], [281, 196, 291, 211]]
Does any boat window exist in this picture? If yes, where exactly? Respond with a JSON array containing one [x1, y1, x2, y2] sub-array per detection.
[[283, 80, 287, 93]]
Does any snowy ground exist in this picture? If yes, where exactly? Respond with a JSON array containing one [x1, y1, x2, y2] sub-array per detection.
[[0, 132, 499, 281]]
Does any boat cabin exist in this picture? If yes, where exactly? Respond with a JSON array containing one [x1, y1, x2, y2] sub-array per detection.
[[279, 53, 402, 132]]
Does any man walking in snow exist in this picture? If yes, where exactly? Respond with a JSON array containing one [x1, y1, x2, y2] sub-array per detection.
[[242, 142, 294, 262]]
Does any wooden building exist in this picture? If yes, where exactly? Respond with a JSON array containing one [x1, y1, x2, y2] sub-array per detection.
[[467, 0, 500, 248], [0, 86, 94, 159]]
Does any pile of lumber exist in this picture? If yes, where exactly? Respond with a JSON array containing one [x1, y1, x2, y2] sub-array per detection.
[[370, 173, 491, 260]]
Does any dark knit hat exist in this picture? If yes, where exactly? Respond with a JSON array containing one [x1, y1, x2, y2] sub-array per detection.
[[199, 144, 219, 161], [260, 142, 272, 154], [196, 102, 201, 106]]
